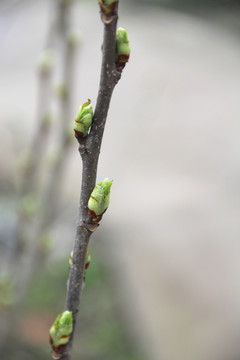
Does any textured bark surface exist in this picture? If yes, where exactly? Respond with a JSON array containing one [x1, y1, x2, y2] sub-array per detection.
[[59, 4, 124, 360]]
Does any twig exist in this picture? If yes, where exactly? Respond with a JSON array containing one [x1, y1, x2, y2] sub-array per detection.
[[0, 0, 75, 348], [42, 4, 81, 227], [58, 3, 124, 360], [0, 28, 56, 354]]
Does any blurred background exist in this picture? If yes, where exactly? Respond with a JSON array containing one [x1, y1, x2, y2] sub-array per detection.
[[1, 0, 240, 359]]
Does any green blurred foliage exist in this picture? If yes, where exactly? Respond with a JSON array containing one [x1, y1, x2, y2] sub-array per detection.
[[2, 256, 143, 360]]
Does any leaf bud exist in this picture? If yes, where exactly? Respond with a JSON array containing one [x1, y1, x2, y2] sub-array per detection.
[[38, 50, 55, 75], [116, 27, 130, 69], [98, 0, 118, 15], [39, 233, 53, 253], [88, 178, 112, 222], [67, 28, 82, 48], [49, 311, 73, 351], [20, 193, 39, 218], [74, 99, 93, 138]]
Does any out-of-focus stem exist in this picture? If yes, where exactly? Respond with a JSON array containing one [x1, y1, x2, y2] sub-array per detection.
[[0, 0, 58, 348], [43, 16, 81, 227]]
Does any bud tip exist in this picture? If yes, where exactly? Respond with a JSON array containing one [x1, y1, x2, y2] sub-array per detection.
[[88, 178, 113, 222], [74, 99, 93, 138]]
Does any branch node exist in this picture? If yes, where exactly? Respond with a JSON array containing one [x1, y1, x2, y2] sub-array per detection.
[[84, 218, 99, 233], [78, 140, 88, 158], [101, 13, 117, 25]]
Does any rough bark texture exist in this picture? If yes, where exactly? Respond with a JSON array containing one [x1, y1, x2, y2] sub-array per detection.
[[58, 4, 123, 360]]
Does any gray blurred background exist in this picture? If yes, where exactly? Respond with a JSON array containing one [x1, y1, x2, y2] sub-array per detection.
[[1, 0, 240, 359]]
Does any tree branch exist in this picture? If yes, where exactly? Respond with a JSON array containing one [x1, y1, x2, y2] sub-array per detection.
[[57, 3, 124, 360]]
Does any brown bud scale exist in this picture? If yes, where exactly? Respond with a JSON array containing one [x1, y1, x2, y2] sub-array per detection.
[[88, 207, 108, 223], [74, 129, 84, 137], [88, 209, 102, 223], [85, 261, 90, 270], [49, 335, 68, 355], [100, 0, 118, 15], [116, 54, 130, 71]]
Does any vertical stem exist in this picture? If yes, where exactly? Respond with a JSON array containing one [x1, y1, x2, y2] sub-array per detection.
[[58, 4, 123, 360], [0, 2, 57, 346], [42, 1, 79, 226]]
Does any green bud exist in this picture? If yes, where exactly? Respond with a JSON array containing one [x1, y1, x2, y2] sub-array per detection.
[[20, 194, 39, 218], [49, 311, 73, 350], [116, 27, 130, 69], [99, 0, 118, 15], [56, 83, 68, 99], [39, 233, 53, 253], [74, 99, 93, 138], [67, 28, 82, 48], [38, 50, 55, 74], [88, 178, 112, 222]]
